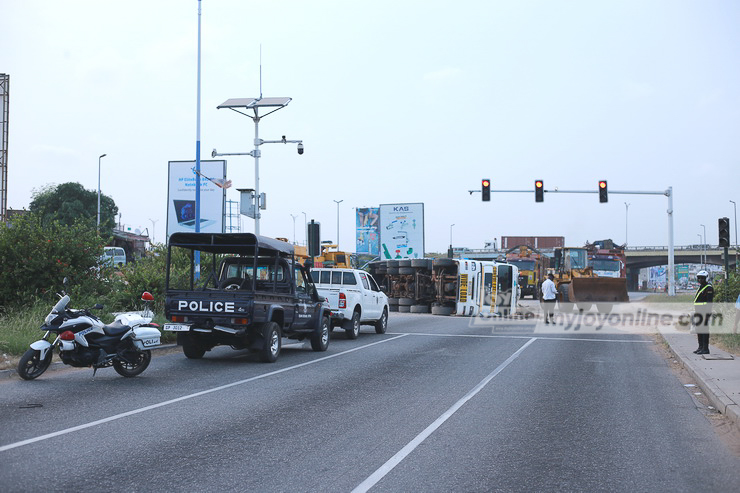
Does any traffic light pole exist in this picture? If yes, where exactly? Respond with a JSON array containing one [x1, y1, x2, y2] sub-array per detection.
[[470, 185, 676, 296]]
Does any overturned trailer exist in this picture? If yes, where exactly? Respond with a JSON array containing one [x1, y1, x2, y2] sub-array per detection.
[[368, 258, 519, 317]]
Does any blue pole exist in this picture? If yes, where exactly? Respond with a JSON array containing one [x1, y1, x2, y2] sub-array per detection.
[[194, 0, 202, 279]]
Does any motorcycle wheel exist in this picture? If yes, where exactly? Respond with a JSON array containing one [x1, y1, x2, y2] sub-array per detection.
[[113, 350, 151, 377], [18, 348, 52, 380]]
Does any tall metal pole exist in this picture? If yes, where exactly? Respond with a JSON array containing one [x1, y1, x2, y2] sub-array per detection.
[[290, 214, 298, 244], [334, 199, 343, 247], [97, 154, 105, 229], [667, 187, 675, 296], [731, 200, 738, 269], [254, 117, 261, 235], [194, 0, 202, 278], [700, 224, 706, 270], [302, 211, 307, 246], [624, 202, 630, 246]]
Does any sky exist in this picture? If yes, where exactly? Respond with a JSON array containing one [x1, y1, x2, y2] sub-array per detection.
[[2, 0, 739, 254]]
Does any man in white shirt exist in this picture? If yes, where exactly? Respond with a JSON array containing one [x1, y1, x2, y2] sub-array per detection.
[[541, 273, 557, 324]]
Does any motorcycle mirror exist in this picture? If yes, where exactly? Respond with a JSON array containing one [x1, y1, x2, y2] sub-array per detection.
[[141, 292, 154, 302]]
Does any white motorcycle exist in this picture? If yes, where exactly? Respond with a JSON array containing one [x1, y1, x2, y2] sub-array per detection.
[[17, 281, 161, 380]]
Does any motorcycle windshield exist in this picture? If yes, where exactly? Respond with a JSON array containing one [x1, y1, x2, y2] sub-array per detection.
[[45, 295, 70, 324]]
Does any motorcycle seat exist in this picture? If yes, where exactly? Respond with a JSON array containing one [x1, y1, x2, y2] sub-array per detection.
[[103, 320, 131, 337]]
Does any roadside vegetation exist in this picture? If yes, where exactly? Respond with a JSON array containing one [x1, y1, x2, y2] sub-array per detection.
[[0, 210, 189, 362]]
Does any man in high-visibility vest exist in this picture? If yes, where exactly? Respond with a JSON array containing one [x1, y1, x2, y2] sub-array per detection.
[[692, 270, 714, 355]]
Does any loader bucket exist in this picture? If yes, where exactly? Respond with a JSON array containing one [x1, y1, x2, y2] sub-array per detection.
[[568, 277, 629, 304]]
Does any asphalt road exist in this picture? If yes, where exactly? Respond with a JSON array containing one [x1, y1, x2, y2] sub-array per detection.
[[1, 312, 739, 492]]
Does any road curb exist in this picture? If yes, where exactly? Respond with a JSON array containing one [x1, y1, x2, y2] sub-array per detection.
[[660, 333, 740, 432], [0, 344, 179, 380]]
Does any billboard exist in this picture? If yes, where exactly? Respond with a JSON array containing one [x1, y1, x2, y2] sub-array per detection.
[[166, 160, 226, 239], [379, 203, 424, 259], [356, 207, 380, 255]]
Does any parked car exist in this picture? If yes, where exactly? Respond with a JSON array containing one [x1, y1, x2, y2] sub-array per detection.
[[310, 268, 389, 339]]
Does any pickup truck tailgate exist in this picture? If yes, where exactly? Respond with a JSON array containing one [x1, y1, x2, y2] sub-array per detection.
[[316, 287, 340, 310]]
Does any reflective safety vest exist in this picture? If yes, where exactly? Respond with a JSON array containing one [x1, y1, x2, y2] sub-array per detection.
[[694, 284, 712, 305]]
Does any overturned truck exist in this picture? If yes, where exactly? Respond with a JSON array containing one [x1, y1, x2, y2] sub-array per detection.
[[368, 258, 519, 317]]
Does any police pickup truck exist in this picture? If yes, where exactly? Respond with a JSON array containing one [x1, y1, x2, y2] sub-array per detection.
[[163, 233, 330, 362], [310, 268, 389, 339]]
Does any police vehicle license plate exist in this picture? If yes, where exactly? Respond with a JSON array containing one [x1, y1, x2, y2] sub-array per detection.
[[163, 324, 190, 332]]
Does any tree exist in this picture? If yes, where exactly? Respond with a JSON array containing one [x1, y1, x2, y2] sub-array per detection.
[[0, 212, 105, 308], [29, 182, 118, 238]]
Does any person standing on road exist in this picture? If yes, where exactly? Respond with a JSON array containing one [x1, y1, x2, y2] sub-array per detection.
[[733, 292, 740, 335], [541, 273, 557, 324], [692, 270, 714, 355]]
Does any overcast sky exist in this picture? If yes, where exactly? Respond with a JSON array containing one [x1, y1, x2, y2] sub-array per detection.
[[2, 0, 739, 253]]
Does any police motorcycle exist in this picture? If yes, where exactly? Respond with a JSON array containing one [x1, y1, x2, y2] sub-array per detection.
[[17, 279, 162, 380]]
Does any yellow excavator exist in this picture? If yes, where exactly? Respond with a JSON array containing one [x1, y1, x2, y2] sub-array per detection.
[[551, 247, 629, 313]]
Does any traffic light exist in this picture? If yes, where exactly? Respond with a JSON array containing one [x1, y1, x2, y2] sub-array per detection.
[[308, 220, 321, 257], [719, 217, 730, 248], [535, 180, 544, 202], [598, 180, 608, 203], [482, 179, 490, 201]]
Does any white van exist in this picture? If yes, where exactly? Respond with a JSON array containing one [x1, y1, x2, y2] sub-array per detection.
[[102, 247, 127, 268]]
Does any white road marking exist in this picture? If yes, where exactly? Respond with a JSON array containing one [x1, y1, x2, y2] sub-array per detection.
[[388, 331, 652, 343], [0, 334, 409, 453], [352, 337, 538, 493]]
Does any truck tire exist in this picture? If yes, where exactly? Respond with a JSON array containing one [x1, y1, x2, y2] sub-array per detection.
[[411, 259, 433, 270], [410, 304, 430, 313], [433, 258, 457, 268], [432, 305, 454, 316], [375, 308, 388, 334], [399, 267, 415, 275], [398, 260, 412, 267], [260, 322, 281, 362], [387, 267, 399, 275], [343, 310, 361, 339], [398, 297, 414, 306], [398, 305, 411, 313], [311, 316, 330, 351], [182, 336, 206, 359], [219, 277, 247, 290], [388, 297, 399, 305]]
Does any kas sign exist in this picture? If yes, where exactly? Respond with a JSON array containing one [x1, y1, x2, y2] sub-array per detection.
[[379, 203, 425, 259]]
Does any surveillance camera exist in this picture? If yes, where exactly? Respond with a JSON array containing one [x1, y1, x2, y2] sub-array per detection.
[[297, 143, 304, 155], [211, 149, 217, 158]]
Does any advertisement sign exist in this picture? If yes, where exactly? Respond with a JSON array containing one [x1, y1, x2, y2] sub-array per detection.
[[379, 203, 424, 259], [356, 207, 380, 255], [166, 160, 226, 239]]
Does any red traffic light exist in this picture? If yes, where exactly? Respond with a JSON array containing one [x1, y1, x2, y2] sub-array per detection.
[[482, 180, 490, 187], [534, 180, 544, 202], [535, 181, 543, 188], [599, 181, 607, 189]]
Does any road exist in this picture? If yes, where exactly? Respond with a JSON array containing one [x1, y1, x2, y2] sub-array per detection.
[[1, 312, 739, 492]]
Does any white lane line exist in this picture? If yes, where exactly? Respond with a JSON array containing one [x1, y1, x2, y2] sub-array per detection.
[[388, 332, 652, 343], [352, 337, 538, 493], [0, 334, 409, 453]]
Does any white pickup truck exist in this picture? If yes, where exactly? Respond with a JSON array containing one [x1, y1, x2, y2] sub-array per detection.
[[310, 268, 389, 339]]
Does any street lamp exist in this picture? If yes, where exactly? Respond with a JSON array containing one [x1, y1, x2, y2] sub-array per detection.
[[701, 224, 706, 270], [731, 200, 738, 268], [149, 218, 158, 244], [215, 97, 303, 235], [624, 202, 630, 247], [302, 212, 307, 246], [97, 153, 106, 229], [450, 223, 455, 247], [333, 200, 343, 248], [290, 214, 298, 245]]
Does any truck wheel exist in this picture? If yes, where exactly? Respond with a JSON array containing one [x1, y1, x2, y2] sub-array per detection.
[[411, 259, 432, 270], [375, 308, 388, 334], [260, 322, 281, 362], [399, 267, 415, 275], [398, 305, 411, 313], [219, 277, 246, 290], [311, 316, 330, 351], [433, 259, 456, 268], [431, 305, 454, 316], [398, 297, 414, 306], [410, 304, 429, 313], [182, 338, 206, 359], [398, 260, 412, 267], [343, 310, 361, 339]]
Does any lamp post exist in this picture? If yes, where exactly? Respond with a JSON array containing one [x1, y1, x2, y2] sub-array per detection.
[[215, 97, 302, 235], [450, 223, 455, 248], [97, 153, 107, 229], [624, 202, 630, 247], [731, 200, 738, 269], [149, 218, 158, 244], [302, 211, 307, 246], [290, 214, 298, 244], [333, 200, 343, 248], [700, 224, 706, 270]]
